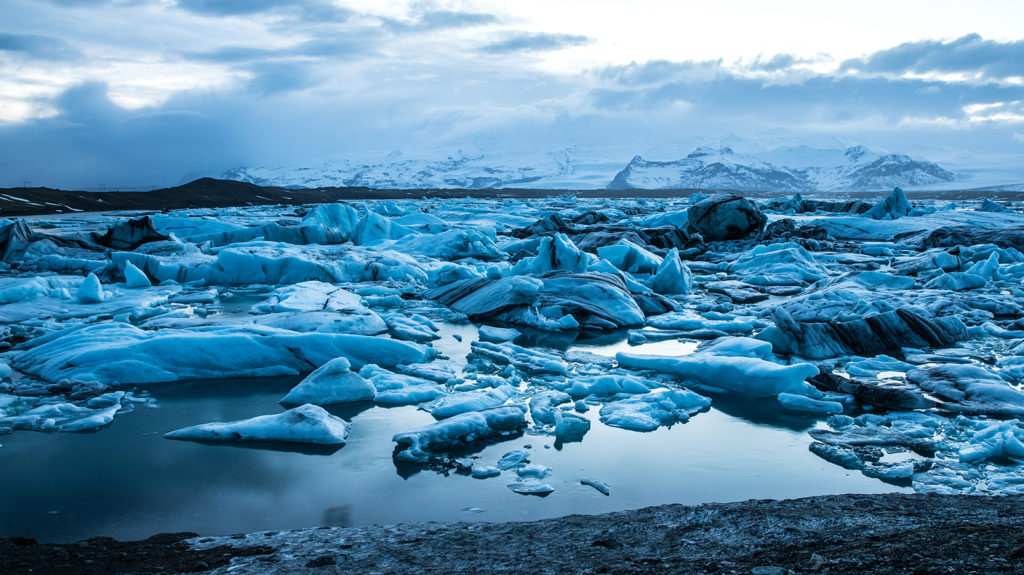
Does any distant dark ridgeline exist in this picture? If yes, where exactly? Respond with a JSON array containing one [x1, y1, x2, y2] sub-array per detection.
[[1, 177, 1022, 217]]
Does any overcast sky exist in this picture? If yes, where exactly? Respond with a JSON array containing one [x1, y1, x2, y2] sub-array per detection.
[[2, 0, 1023, 188]]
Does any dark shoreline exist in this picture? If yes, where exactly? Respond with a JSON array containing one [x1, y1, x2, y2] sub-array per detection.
[[3, 177, 1024, 217], [3, 493, 1023, 574]]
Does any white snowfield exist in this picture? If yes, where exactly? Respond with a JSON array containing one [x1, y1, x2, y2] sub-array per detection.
[[2, 187, 1024, 496]]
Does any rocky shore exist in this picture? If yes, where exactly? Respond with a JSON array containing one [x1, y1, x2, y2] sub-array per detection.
[[4, 493, 1024, 574]]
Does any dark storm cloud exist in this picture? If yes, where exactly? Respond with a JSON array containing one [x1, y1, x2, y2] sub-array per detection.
[[481, 32, 591, 54], [841, 34, 1024, 80], [0, 33, 83, 61]]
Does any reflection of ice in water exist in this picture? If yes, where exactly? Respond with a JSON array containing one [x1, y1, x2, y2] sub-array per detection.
[[323, 504, 353, 527]]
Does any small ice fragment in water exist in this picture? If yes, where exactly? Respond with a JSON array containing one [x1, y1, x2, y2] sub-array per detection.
[[507, 480, 555, 496], [580, 478, 610, 495]]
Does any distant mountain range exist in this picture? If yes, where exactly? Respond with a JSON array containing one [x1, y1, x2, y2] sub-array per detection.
[[608, 145, 957, 192], [223, 142, 967, 192]]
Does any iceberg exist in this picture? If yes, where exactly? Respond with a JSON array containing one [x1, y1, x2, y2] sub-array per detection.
[[392, 405, 527, 462], [14, 323, 429, 384], [280, 357, 376, 405], [165, 404, 351, 445]]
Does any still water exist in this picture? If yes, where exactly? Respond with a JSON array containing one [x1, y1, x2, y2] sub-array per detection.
[[0, 331, 903, 543]]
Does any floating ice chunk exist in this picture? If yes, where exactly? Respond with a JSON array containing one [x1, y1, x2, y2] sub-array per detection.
[[646, 312, 756, 335], [864, 187, 911, 220], [686, 193, 766, 241], [979, 198, 1013, 213], [497, 448, 531, 470], [392, 405, 527, 462], [281, 357, 375, 406], [553, 409, 590, 442], [846, 271, 915, 290], [958, 421, 1024, 463], [427, 263, 484, 288], [580, 477, 610, 495], [76, 273, 105, 304], [353, 211, 416, 245], [648, 248, 692, 295], [15, 323, 429, 384], [470, 341, 567, 374], [59, 404, 121, 432], [763, 306, 968, 360], [599, 388, 711, 431], [507, 480, 554, 496], [617, 338, 819, 398], [471, 466, 501, 479], [529, 390, 572, 424], [123, 261, 152, 288], [393, 229, 503, 260], [564, 350, 616, 369], [301, 203, 359, 239], [906, 364, 1024, 415], [166, 404, 351, 445], [596, 240, 663, 274], [967, 252, 1002, 280], [511, 233, 590, 275], [385, 314, 440, 343], [0, 362, 10, 380], [845, 355, 915, 378], [924, 272, 986, 291], [564, 375, 652, 399], [477, 325, 521, 343], [515, 464, 551, 479], [728, 243, 828, 286], [423, 385, 517, 419], [426, 271, 643, 331], [359, 365, 445, 405], [777, 393, 844, 414]]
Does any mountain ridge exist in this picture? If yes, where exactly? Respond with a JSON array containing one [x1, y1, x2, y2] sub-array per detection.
[[224, 142, 963, 192]]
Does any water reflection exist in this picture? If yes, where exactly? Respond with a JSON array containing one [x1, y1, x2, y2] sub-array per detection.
[[0, 335, 905, 544]]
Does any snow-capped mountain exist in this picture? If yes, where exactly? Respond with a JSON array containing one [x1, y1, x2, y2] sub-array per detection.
[[609, 145, 957, 192], [223, 147, 629, 191], [221, 139, 968, 192]]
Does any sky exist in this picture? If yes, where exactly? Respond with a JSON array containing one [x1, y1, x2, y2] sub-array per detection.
[[1, 0, 1023, 188]]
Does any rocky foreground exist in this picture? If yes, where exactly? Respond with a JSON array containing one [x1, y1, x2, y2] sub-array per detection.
[[3, 493, 1024, 574]]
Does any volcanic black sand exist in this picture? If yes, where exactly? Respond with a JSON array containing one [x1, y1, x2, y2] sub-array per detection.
[[3, 493, 1023, 574], [2, 178, 1023, 217]]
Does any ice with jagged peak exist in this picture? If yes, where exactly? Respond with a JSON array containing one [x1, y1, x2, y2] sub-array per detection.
[[648, 248, 692, 295], [511, 233, 591, 275], [281, 357, 376, 406], [165, 404, 351, 445], [14, 323, 430, 384], [617, 337, 819, 399], [596, 240, 663, 274]]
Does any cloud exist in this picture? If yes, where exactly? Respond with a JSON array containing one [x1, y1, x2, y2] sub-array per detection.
[[481, 32, 590, 54], [175, 0, 352, 22], [387, 8, 499, 32], [245, 61, 317, 96], [841, 34, 1024, 81], [0, 33, 83, 61]]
